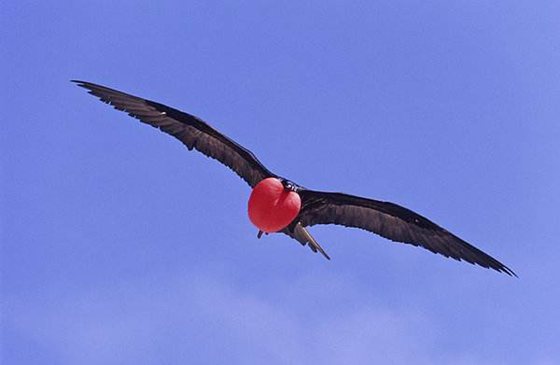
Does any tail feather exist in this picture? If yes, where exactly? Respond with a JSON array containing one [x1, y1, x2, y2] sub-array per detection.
[[283, 223, 330, 260]]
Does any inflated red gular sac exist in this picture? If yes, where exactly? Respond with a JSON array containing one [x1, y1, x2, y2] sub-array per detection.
[[73, 80, 516, 276], [248, 177, 301, 234]]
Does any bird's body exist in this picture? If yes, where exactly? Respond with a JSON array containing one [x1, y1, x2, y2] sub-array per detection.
[[74, 80, 515, 276]]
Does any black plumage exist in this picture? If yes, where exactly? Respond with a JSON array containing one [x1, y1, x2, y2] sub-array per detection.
[[73, 80, 515, 276], [74, 80, 275, 187]]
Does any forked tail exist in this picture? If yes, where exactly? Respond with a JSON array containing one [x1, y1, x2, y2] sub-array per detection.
[[286, 223, 330, 260]]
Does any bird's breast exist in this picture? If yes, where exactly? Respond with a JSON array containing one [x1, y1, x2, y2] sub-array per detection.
[[248, 177, 301, 233]]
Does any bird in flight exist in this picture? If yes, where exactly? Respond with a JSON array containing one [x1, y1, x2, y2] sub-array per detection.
[[73, 80, 515, 276]]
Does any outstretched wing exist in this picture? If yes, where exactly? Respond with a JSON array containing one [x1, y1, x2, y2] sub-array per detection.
[[298, 190, 515, 276], [73, 80, 275, 187]]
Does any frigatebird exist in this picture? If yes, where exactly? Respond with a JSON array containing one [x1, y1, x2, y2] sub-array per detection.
[[73, 80, 515, 276]]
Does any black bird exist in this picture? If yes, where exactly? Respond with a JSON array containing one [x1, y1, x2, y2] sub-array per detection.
[[73, 80, 515, 276]]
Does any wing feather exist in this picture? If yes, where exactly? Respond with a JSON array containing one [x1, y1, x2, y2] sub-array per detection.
[[73, 80, 274, 187], [298, 190, 515, 276]]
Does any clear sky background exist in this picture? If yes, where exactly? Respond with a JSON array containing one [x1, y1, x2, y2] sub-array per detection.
[[2, 1, 559, 364]]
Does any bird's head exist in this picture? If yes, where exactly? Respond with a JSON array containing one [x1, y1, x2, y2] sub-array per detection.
[[281, 179, 299, 192]]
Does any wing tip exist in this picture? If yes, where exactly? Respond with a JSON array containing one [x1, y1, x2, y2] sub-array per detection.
[[71, 79, 98, 93], [497, 264, 517, 278], [71, 79, 88, 87]]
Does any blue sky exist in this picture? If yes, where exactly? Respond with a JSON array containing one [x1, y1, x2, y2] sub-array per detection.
[[2, 1, 559, 364]]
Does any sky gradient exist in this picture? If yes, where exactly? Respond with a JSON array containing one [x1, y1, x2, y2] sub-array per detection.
[[2, 1, 560, 364]]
